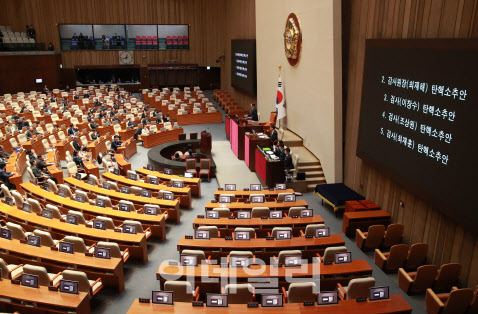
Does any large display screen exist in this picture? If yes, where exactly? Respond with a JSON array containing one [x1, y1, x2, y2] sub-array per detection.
[[231, 39, 256, 95], [357, 39, 478, 232]]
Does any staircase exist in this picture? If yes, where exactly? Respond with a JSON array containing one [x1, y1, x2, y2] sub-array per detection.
[[282, 130, 327, 192]]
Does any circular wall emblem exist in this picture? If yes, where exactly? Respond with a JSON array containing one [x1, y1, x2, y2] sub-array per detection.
[[283, 13, 302, 66]]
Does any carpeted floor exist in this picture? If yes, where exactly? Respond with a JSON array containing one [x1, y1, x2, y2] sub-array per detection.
[[82, 91, 426, 313]]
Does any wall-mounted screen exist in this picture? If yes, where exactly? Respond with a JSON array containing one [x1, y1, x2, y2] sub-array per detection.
[[357, 39, 478, 233], [231, 39, 257, 95]]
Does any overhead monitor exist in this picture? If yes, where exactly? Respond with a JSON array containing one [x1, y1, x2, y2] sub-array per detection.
[[231, 39, 257, 95]]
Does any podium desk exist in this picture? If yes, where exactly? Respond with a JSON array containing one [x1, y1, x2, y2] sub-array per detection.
[[6, 151, 27, 194], [255, 147, 285, 188], [245, 133, 271, 171], [193, 215, 324, 237], [45, 150, 64, 184], [115, 153, 132, 174], [157, 259, 372, 292], [342, 210, 392, 237], [0, 237, 125, 292], [214, 189, 295, 201], [142, 128, 184, 148], [136, 168, 201, 197], [176, 111, 222, 126], [177, 234, 345, 261], [205, 200, 308, 215], [128, 294, 411, 313], [117, 138, 138, 159], [0, 280, 90, 314], [229, 118, 263, 160]]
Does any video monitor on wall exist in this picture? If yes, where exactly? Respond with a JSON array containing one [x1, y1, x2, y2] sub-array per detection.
[[231, 39, 257, 95], [357, 39, 478, 233]]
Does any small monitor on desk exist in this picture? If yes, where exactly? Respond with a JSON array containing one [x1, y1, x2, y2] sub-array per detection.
[[250, 184, 262, 191], [218, 195, 231, 203], [141, 189, 152, 198], [180, 254, 198, 266], [270, 210, 283, 219], [118, 203, 131, 212], [315, 227, 330, 238], [275, 230, 291, 240], [184, 172, 193, 178], [42, 182, 50, 191], [74, 173, 81, 180], [4, 197, 13, 206], [102, 182, 111, 190], [94, 247, 111, 259], [112, 168, 120, 175], [66, 214, 78, 225], [206, 210, 219, 219], [93, 219, 106, 230], [300, 209, 313, 218], [261, 294, 283, 307], [163, 192, 174, 201], [75, 193, 85, 203], [237, 211, 251, 219], [234, 231, 250, 240], [42, 209, 53, 219], [194, 229, 210, 239], [59, 242, 74, 254], [123, 224, 137, 234], [164, 168, 172, 175], [95, 199, 106, 208], [59, 280, 79, 295], [284, 194, 296, 202], [21, 274, 39, 289], [369, 286, 389, 301], [152, 291, 174, 305], [144, 205, 158, 216], [318, 291, 338, 305], [225, 184, 236, 191], [27, 234, 41, 247], [149, 177, 159, 185], [86, 178, 95, 185], [58, 188, 67, 198], [128, 173, 138, 180], [251, 195, 264, 203], [120, 186, 130, 194], [172, 180, 183, 188], [334, 252, 352, 264], [0, 228, 11, 240], [284, 255, 302, 267], [22, 202, 32, 213], [230, 256, 250, 268], [147, 164, 153, 171], [206, 294, 228, 307], [275, 183, 286, 190]]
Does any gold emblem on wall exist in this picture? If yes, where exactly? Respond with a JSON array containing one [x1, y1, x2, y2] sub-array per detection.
[[283, 13, 302, 66]]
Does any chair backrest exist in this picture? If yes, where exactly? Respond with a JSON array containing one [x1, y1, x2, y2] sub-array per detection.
[[185, 159, 196, 170], [23, 264, 50, 286], [123, 220, 144, 233], [251, 207, 270, 218], [384, 244, 409, 271], [441, 288, 474, 314], [63, 235, 87, 253], [164, 281, 194, 302], [96, 241, 121, 257], [248, 194, 265, 201], [345, 277, 376, 300], [67, 209, 86, 224], [0, 184, 12, 198], [45, 204, 62, 219], [363, 225, 386, 249], [224, 283, 254, 304], [212, 208, 230, 218], [405, 243, 428, 269], [411, 265, 439, 293], [200, 159, 210, 170], [119, 200, 136, 211], [434, 263, 462, 291], [468, 286, 478, 314], [383, 223, 404, 247], [6, 222, 25, 240], [219, 193, 236, 202], [304, 224, 326, 237], [80, 135, 88, 146], [271, 227, 292, 238], [67, 161, 79, 175], [74, 190, 90, 202], [287, 282, 317, 303], [17, 133, 27, 144], [197, 226, 219, 238], [0, 258, 10, 279], [96, 196, 113, 208], [234, 227, 255, 238], [58, 184, 73, 197], [229, 251, 253, 259], [49, 135, 57, 145], [322, 246, 347, 263], [58, 130, 66, 140], [33, 229, 57, 247], [11, 190, 24, 209], [26, 198, 42, 214], [9, 138, 18, 148], [42, 139, 50, 149], [61, 270, 91, 296], [26, 167, 35, 181], [88, 174, 100, 185], [107, 181, 119, 191], [278, 250, 302, 265], [288, 206, 306, 217], [181, 249, 206, 263]]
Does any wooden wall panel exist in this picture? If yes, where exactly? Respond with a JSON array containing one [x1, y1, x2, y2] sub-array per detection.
[[343, 0, 478, 288]]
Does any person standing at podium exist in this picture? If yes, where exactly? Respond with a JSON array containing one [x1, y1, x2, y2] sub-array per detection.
[[248, 103, 258, 121]]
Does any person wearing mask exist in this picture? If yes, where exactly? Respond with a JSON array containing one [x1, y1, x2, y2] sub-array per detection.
[[110, 135, 122, 154], [248, 103, 258, 121], [0, 145, 10, 159], [0, 162, 15, 190], [284, 148, 293, 171]]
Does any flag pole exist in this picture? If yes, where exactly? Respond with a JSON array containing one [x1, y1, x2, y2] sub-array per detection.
[[278, 65, 281, 129]]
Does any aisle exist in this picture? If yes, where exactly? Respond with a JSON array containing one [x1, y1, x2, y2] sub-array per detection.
[[211, 140, 261, 187]]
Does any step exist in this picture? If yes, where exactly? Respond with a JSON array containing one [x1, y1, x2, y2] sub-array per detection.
[[303, 170, 324, 178], [298, 165, 322, 172], [298, 161, 321, 167]]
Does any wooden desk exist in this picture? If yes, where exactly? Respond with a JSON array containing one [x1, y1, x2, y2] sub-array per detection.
[[0, 237, 125, 292], [87, 135, 108, 157], [245, 133, 271, 171], [64, 177, 178, 226], [342, 210, 392, 237], [205, 200, 309, 215], [213, 189, 295, 201], [157, 259, 372, 292], [115, 153, 132, 174], [102, 172, 192, 210], [128, 294, 412, 313], [0, 280, 91, 314], [255, 148, 285, 188], [6, 151, 26, 194], [136, 168, 201, 197], [142, 128, 184, 149], [193, 215, 324, 237], [177, 234, 345, 261], [0, 201, 147, 266], [176, 112, 222, 126], [117, 139, 138, 159], [230, 119, 263, 160], [45, 150, 64, 184]]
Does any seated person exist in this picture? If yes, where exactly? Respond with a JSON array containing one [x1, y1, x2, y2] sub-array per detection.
[[64, 85, 70, 92], [142, 116, 150, 125], [273, 142, 281, 157], [110, 135, 122, 154], [127, 118, 136, 128], [0, 162, 15, 190], [173, 152, 182, 161], [36, 154, 53, 173], [67, 123, 78, 136], [89, 119, 99, 130], [89, 130, 100, 140], [279, 143, 286, 161], [72, 150, 85, 171], [133, 124, 144, 140], [30, 159, 49, 183], [284, 148, 293, 171], [72, 136, 86, 152], [155, 114, 163, 124], [26, 149, 36, 163], [73, 92, 80, 100]]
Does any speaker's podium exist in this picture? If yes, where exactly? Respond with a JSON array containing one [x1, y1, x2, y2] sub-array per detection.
[[200, 130, 211, 153], [255, 145, 285, 187]]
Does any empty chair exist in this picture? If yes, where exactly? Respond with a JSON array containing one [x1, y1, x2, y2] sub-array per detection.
[[317, 246, 347, 263], [88, 174, 100, 185], [6, 222, 28, 240], [17, 133, 27, 145], [405, 243, 428, 270], [42, 139, 52, 151], [9, 137, 18, 148], [129, 186, 142, 195], [67, 161, 87, 179], [375, 244, 409, 272], [0, 258, 23, 279], [11, 190, 24, 209], [224, 283, 254, 304], [80, 135, 88, 146], [271, 227, 293, 238], [122, 220, 151, 239], [251, 207, 269, 218], [212, 208, 230, 218], [94, 216, 115, 229], [383, 223, 404, 248], [58, 184, 73, 197], [163, 122, 172, 130], [59, 235, 90, 253], [433, 263, 461, 292], [426, 287, 474, 314], [45, 204, 62, 219], [288, 206, 307, 217], [399, 264, 439, 294], [61, 270, 103, 297], [284, 282, 317, 303], [229, 250, 253, 261], [22, 264, 62, 287], [1, 184, 12, 198], [36, 126, 44, 134], [49, 134, 57, 145], [45, 123, 54, 133], [181, 249, 208, 264], [96, 241, 130, 263], [355, 225, 386, 250], [197, 226, 219, 238], [74, 190, 90, 203], [66, 209, 87, 224], [248, 194, 265, 202], [34, 229, 60, 247], [106, 181, 119, 191], [185, 159, 197, 177], [303, 224, 326, 237], [277, 250, 302, 265], [119, 200, 136, 211], [233, 227, 255, 238], [277, 193, 292, 202], [337, 277, 376, 300], [26, 198, 43, 214], [164, 280, 198, 302], [219, 193, 236, 202], [96, 196, 113, 208]]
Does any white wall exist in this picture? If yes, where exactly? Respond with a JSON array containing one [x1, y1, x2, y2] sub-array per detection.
[[256, 0, 342, 183]]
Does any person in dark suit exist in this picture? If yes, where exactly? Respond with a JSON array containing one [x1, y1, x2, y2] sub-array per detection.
[[248, 103, 258, 121], [133, 124, 144, 140], [30, 159, 47, 183], [67, 124, 77, 136], [0, 162, 15, 190], [73, 92, 80, 99], [155, 115, 163, 124], [127, 119, 136, 128], [72, 150, 85, 169], [89, 119, 99, 130], [142, 116, 150, 125], [25, 126, 35, 139], [270, 125, 278, 143], [173, 152, 182, 161], [26, 149, 36, 163], [36, 154, 52, 174], [72, 137, 85, 152], [279, 143, 286, 161], [273, 142, 281, 157], [64, 85, 70, 92], [284, 148, 293, 171]]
